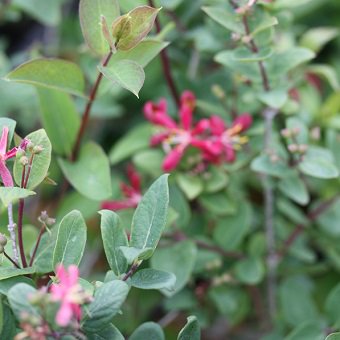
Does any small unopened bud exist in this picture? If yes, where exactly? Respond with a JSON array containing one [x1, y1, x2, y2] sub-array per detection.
[[241, 35, 252, 44], [33, 145, 43, 154], [0, 233, 7, 246], [20, 156, 29, 166], [27, 142, 35, 152], [298, 144, 308, 154], [231, 32, 241, 41], [38, 211, 56, 226], [288, 144, 299, 153], [16, 149, 26, 159], [281, 128, 291, 138]]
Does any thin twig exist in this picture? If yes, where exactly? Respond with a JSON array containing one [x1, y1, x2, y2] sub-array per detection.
[[278, 195, 340, 258], [71, 50, 113, 161], [29, 223, 46, 267], [122, 262, 140, 281], [7, 203, 19, 264], [17, 199, 27, 268], [4, 251, 20, 269], [148, 0, 180, 108]]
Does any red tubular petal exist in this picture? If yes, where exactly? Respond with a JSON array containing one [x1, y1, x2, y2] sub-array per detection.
[[150, 132, 169, 146], [0, 126, 9, 156], [233, 114, 252, 132], [209, 116, 226, 136], [101, 199, 137, 211], [179, 91, 196, 130], [162, 147, 184, 172], [127, 164, 141, 192], [0, 161, 13, 187]]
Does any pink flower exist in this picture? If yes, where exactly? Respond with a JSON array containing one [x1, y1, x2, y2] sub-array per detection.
[[50, 265, 82, 327], [0, 126, 29, 187], [199, 114, 252, 164], [144, 91, 210, 171], [101, 165, 142, 211]]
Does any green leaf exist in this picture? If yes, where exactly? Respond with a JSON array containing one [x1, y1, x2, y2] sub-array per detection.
[[133, 149, 163, 177], [130, 322, 165, 340], [151, 241, 197, 297], [109, 124, 152, 164], [176, 173, 204, 200], [325, 283, 340, 328], [257, 89, 288, 109], [82, 280, 129, 332], [114, 6, 161, 51], [251, 16, 278, 37], [12, 0, 62, 26], [79, 0, 120, 56], [0, 276, 35, 295], [204, 166, 229, 193], [213, 203, 252, 250], [267, 47, 315, 77], [130, 175, 169, 256], [326, 334, 340, 340], [58, 142, 112, 200], [177, 316, 201, 340], [109, 40, 169, 68], [130, 268, 176, 291], [278, 172, 309, 205], [0, 267, 35, 281], [33, 227, 58, 273], [13, 129, 52, 190], [232, 47, 273, 62], [199, 192, 236, 216], [234, 257, 265, 285], [202, 6, 244, 34], [251, 153, 289, 178], [0, 304, 16, 339], [4, 59, 85, 97], [37, 88, 80, 157], [99, 59, 145, 97], [99, 210, 128, 276], [87, 324, 124, 340], [119, 246, 153, 264], [285, 321, 324, 340], [53, 210, 87, 268], [0, 118, 16, 146], [307, 64, 340, 91], [7, 283, 38, 320], [299, 160, 339, 179], [0, 187, 35, 207], [300, 27, 339, 53], [279, 276, 318, 327]]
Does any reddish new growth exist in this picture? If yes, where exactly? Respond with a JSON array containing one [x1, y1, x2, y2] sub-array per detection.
[[101, 164, 142, 211], [144, 91, 252, 171], [0, 126, 29, 187]]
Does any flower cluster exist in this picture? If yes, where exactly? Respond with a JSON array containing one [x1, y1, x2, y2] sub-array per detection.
[[101, 164, 142, 211], [143, 91, 252, 171]]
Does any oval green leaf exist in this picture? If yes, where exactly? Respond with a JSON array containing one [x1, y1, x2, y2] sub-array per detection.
[[13, 129, 52, 190], [4, 59, 85, 97], [58, 142, 112, 201], [53, 210, 87, 268], [130, 268, 176, 291]]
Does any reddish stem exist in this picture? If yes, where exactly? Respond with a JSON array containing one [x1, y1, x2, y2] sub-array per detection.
[[122, 262, 140, 281], [71, 51, 113, 161], [29, 223, 46, 267], [4, 251, 20, 268], [148, 0, 180, 108], [278, 195, 339, 258]]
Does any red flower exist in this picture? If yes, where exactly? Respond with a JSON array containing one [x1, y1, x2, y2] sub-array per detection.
[[101, 165, 142, 211], [199, 114, 252, 164], [0, 126, 29, 187], [144, 91, 210, 171]]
